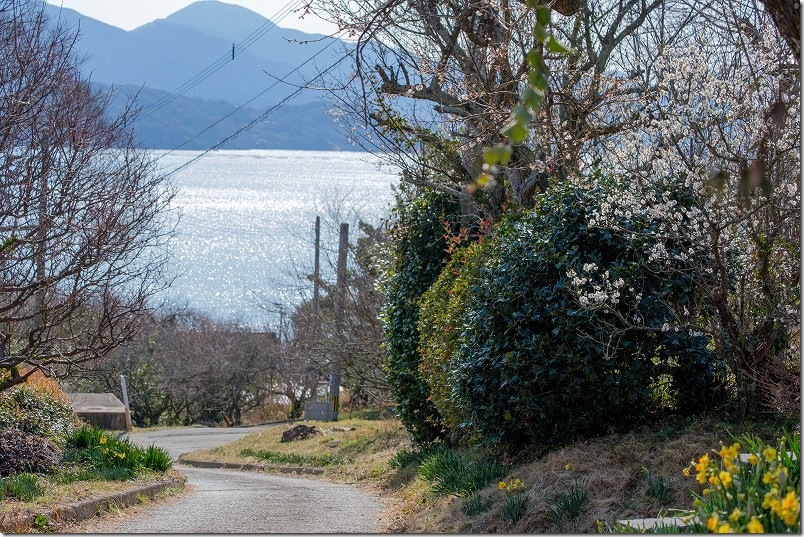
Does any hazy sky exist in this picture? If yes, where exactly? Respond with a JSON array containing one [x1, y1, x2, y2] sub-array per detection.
[[44, 0, 338, 35]]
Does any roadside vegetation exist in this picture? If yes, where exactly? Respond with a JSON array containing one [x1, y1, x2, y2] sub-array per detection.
[[179, 411, 798, 533], [0, 0, 798, 533], [0, 371, 180, 533]]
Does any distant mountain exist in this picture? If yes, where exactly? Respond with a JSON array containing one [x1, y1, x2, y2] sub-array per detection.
[[101, 84, 353, 151], [43, 1, 355, 150]]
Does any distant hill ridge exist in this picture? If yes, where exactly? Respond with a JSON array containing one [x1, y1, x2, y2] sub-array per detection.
[[43, 1, 354, 150]]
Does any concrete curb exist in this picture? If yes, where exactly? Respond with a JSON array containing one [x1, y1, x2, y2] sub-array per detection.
[[178, 457, 325, 475], [0, 475, 186, 532]]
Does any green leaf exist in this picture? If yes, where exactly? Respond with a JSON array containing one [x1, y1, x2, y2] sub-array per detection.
[[521, 86, 544, 109], [483, 144, 513, 166], [512, 104, 532, 124], [502, 121, 529, 143], [533, 21, 548, 43], [535, 5, 551, 26], [545, 36, 576, 55], [528, 68, 550, 92], [526, 49, 544, 70]]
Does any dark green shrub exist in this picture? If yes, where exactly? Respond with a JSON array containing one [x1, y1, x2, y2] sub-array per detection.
[[0, 429, 63, 477], [451, 179, 723, 448], [417, 243, 479, 433], [381, 188, 463, 444], [0, 384, 78, 440]]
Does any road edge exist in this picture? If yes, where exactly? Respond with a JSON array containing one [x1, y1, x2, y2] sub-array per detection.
[[177, 456, 325, 475], [0, 474, 187, 532]]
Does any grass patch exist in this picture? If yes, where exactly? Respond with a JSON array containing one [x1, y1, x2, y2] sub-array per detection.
[[417, 445, 506, 497], [2, 473, 45, 501], [173, 412, 799, 533], [182, 418, 411, 482], [240, 448, 349, 466]]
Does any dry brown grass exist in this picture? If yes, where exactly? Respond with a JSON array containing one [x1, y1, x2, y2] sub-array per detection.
[[183, 418, 412, 484], [179, 414, 797, 533]]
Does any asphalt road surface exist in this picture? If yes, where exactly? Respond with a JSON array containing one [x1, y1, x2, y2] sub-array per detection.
[[94, 426, 384, 533]]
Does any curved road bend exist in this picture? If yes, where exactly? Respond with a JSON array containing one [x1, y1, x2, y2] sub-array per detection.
[[97, 426, 383, 533]]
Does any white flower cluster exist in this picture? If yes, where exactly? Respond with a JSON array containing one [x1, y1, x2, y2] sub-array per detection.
[[566, 263, 626, 309]]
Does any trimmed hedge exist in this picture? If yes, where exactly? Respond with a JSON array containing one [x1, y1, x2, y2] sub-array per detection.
[[438, 180, 726, 448], [381, 188, 463, 444]]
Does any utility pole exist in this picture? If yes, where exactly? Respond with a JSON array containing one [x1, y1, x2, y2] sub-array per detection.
[[120, 375, 133, 431], [313, 216, 320, 321], [329, 222, 348, 421]]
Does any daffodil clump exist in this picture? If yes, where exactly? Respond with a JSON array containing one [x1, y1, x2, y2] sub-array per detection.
[[499, 478, 528, 523], [66, 424, 173, 480], [684, 432, 800, 533]]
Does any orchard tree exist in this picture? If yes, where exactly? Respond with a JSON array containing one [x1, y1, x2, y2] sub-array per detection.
[[65, 308, 284, 426], [586, 2, 800, 415], [310, 0, 703, 218], [0, 0, 176, 391]]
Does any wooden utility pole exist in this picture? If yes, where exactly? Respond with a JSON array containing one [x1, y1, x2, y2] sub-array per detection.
[[329, 222, 348, 421], [313, 216, 320, 320], [120, 375, 133, 431]]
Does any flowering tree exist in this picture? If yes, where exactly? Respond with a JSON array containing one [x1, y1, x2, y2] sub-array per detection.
[[311, 0, 679, 217], [0, 0, 176, 391], [575, 3, 800, 414]]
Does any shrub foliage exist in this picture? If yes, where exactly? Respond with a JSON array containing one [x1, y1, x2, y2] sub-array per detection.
[[381, 188, 462, 443], [423, 180, 725, 447], [0, 384, 78, 440], [0, 430, 62, 477]]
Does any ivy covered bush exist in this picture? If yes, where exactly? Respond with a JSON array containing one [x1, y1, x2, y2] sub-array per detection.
[[438, 179, 726, 448], [0, 383, 79, 441], [381, 188, 462, 443]]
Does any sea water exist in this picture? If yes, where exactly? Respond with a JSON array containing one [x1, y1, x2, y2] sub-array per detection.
[[153, 149, 398, 329]]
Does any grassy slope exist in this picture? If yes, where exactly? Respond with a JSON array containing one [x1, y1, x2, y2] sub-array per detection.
[[180, 413, 797, 533]]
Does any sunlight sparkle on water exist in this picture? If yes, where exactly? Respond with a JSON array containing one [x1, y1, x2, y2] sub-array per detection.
[[153, 150, 397, 328]]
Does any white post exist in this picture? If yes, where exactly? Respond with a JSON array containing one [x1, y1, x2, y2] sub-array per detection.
[[119, 374, 133, 431]]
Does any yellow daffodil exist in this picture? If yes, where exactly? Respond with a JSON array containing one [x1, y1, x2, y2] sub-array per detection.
[[696, 453, 710, 472], [719, 470, 733, 488], [763, 489, 780, 511], [99, 436, 107, 445], [747, 453, 759, 466], [498, 481, 506, 491], [746, 517, 764, 533], [728, 508, 741, 522], [683, 466, 691, 477], [763, 446, 777, 463], [716, 522, 733, 533], [779, 490, 799, 526], [707, 514, 719, 531]]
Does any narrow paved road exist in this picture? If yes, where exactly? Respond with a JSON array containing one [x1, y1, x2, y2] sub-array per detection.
[[93, 426, 384, 533]]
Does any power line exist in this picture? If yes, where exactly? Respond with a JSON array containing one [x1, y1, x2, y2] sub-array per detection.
[[139, 0, 305, 118], [162, 37, 340, 155], [163, 50, 351, 178]]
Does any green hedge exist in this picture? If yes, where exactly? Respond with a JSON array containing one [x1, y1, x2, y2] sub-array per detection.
[[381, 188, 462, 444], [443, 179, 725, 448]]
